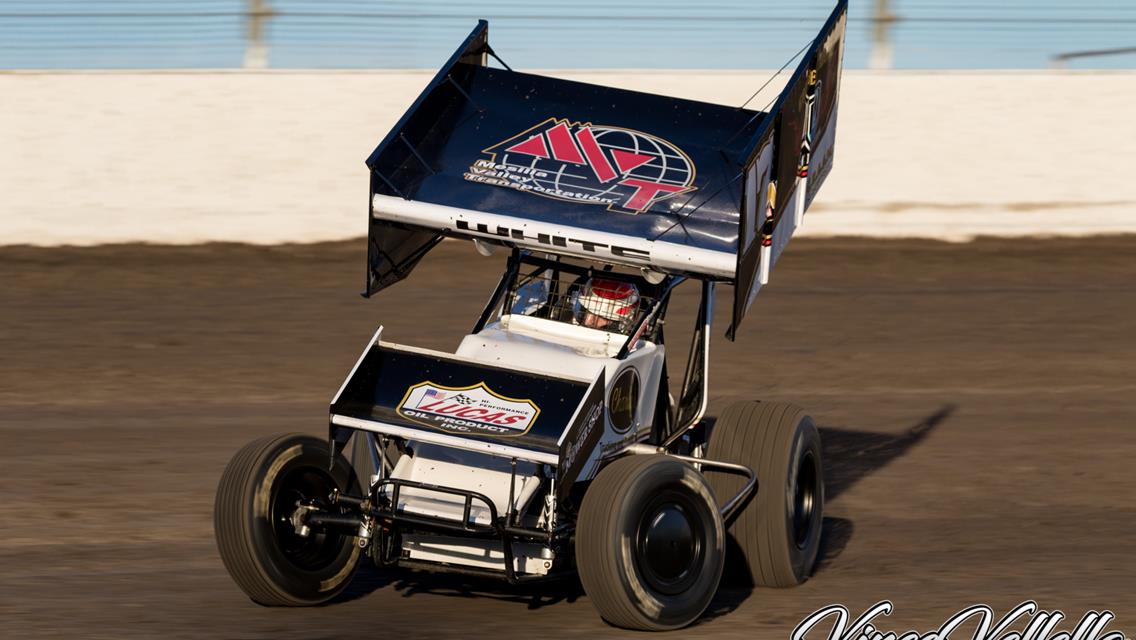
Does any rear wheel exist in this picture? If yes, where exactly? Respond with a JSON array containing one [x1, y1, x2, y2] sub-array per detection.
[[577, 455, 725, 631], [214, 433, 362, 606], [706, 401, 823, 587]]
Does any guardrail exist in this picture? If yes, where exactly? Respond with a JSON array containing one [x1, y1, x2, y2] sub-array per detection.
[[2, 1, 1135, 69]]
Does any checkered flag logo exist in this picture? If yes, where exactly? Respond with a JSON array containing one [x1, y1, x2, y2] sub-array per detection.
[[451, 394, 476, 406]]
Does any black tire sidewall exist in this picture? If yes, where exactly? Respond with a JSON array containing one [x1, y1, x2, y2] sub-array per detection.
[[243, 436, 361, 604], [585, 457, 725, 630], [779, 417, 824, 581]]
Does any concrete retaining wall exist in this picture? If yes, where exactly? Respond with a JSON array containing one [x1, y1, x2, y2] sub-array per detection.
[[2, 70, 1134, 245]]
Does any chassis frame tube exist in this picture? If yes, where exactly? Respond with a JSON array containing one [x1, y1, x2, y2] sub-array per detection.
[[661, 280, 714, 449], [305, 477, 571, 583], [624, 443, 756, 523]]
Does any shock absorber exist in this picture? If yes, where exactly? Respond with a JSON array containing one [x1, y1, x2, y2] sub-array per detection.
[[305, 512, 366, 532], [328, 488, 374, 548]]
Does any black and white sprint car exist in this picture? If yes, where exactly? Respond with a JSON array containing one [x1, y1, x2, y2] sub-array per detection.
[[215, 1, 847, 630]]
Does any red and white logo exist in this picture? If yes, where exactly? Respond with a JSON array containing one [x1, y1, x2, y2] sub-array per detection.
[[397, 381, 541, 437], [464, 117, 697, 214]]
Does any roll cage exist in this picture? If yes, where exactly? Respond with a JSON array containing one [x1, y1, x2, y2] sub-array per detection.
[[472, 250, 712, 448]]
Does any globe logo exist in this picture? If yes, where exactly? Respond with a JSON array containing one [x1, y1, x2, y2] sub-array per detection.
[[464, 117, 698, 214]]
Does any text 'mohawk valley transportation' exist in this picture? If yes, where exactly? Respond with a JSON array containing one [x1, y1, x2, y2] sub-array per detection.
[[214, 1, 848, 630]]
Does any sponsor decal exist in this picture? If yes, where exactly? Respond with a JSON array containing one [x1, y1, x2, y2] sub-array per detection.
[[806, 129, 836, 209], [556, 369, 605, 502], [397, 381, 540, 437], [464, 117, 697, 214], [608, 368, 640, 434], [452, 219, 651, 264], [792, 601, 1127, 640], [804, 11, 844, 211], [562, 404, 602, 474], [799, 68, 821, 180], [598, 431, 647, 459]]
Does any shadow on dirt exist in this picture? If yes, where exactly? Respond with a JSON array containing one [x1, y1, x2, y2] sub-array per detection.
[[700, 586, 754, 626], [335, 564, 582, 608], [812, 403, 956, 573], [821, 404, 956, 502], [816, 516, 854, 573], [334, 404, 956, 612]]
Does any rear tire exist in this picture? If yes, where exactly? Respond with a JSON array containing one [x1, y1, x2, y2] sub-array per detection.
[[214, 433, 362, 606], [577, 455, 725, 631], [705, 401, 823, 587]]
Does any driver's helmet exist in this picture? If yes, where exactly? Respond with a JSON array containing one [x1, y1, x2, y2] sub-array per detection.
[[572, 278, 640, 333]]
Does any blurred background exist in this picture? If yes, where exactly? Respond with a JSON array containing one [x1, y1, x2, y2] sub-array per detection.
[[2, 2, 1135, 638], [3, 0, 1135, 246], [0, 0, 1135, 69]]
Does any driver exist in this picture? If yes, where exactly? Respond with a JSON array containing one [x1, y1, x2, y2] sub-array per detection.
[[572, 278, 640, 333]]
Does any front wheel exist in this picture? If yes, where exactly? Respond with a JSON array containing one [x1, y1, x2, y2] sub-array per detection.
[[576, 455, 725, 631], [214, 433, 362, 606]]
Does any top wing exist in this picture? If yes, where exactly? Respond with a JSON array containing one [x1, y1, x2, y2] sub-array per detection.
[[363, 2, 848, 341], [365, 27, 763, 282]]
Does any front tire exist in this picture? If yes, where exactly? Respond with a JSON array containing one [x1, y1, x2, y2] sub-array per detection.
[[577, 455, 725, 631], [214, 433, 362, 606], [706, 401, 824, 587]]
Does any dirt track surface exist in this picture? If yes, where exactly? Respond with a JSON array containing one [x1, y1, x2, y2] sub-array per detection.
[[2, 237, 1134, 639]]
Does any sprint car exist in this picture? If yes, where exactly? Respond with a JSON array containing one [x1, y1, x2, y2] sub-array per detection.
[[214, 1, 847, 630]]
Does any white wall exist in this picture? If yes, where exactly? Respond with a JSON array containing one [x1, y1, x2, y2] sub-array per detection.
[[2, 70, 1134, 245]]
